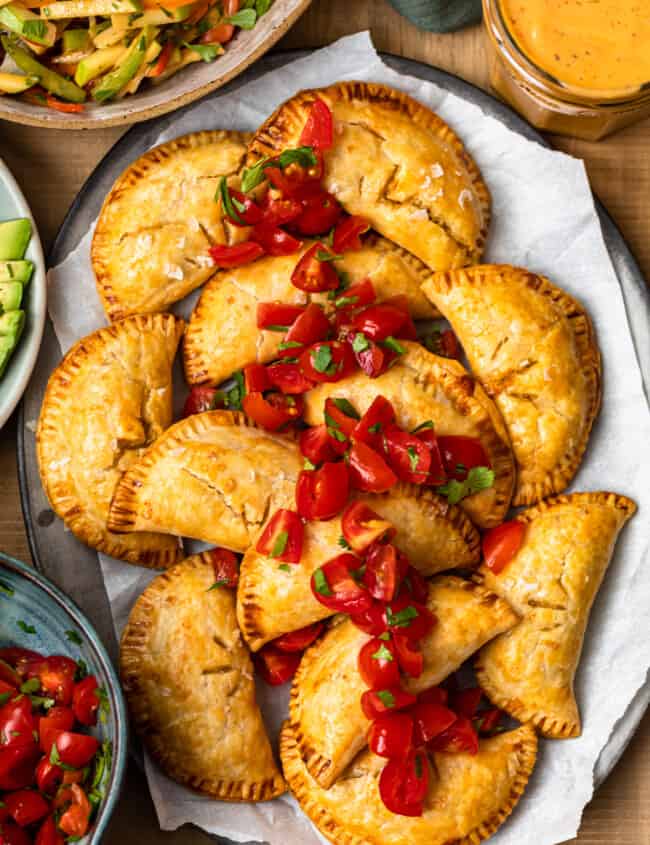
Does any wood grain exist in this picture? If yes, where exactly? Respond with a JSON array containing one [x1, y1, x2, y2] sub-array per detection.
[[0, 1, 648, 843]]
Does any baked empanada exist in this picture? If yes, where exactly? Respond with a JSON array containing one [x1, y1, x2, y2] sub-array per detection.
[[120, 551, 285, 801], [290, 576, 517, 788], [422, 265, 601, 505], [249, 82, 490, 271], [37, 314, 184, 567], [475, 492, 636, 738], [92, 131, 250, 321], [281, 721, 537, 845], [304, 342, 515, 529], [183, 233, 438, 387], [108, 410, 302, 550], [238, 495, 481, 651]]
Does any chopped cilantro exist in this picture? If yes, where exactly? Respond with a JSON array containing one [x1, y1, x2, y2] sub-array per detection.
[[16, 620, 36, 635], [378, 631, 391, 641], [240, 157, 270, 193], [20, 678, 40, 695], [255, 0, 272, 13], [334, 294, 359, 309], [0, 693, 10, 707], [368, 422, 382, 433], [226, 7, 257, 28], [278, 563, 291, 573], [303, 457, 317, 470], [75, 658, 88, 681], [265, 324, 292, 332], [315, 249, 342, 262], [338, 535, 351, 550], [216, 175, 245, 224], [412, 420, 434, 433], [436, 466, 495, 505], [376, 689, 395, 708], [331, 398, 360, 419], [278, 340, 303, 351], [183, 41, 221, 62], [386, 605, 418, 628], [270, 530, 289, 558], [407, 446, 420, 472], [207, 580, 228, 591], [382, 336, 406, 356], [276, 146, 317, 170], [65, 630, 83, 645], [0, 580, 14, 597], [312, 568, 332, 597], [310, 345, 335, 374], [372, 644, 394, 662], [352, 333, 370, 354]]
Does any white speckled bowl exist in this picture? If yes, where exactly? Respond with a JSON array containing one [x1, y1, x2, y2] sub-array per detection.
[[0, 0, 311, 129]]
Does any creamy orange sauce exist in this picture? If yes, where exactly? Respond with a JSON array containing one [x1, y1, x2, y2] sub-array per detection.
[[500, 0, 650, 93]]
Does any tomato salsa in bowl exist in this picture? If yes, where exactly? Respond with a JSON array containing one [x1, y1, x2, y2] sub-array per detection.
[[0, 552, 127, 844]]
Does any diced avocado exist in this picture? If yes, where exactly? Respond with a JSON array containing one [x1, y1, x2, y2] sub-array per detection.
[[74, 44, 125, 86], [0, 282, 23, 312], [0, 310, 25, 378], [0, 218, 32, 261], [0, 261, 33, 284], [2, 35, 86, 103], [92, 32, 146, 102], [62, 28, 91, 53], [0, 5, 57, 47], [0, 71, 38, 94], [40, 0, 141, 19]]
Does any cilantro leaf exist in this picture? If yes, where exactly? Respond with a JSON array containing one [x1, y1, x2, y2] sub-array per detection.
[[276, 146, 317, 170], [313, 568, 332, 597], [278, 563, 291, 573], [338, 535, 351, 550], [436, 466, 495, 504], [240, 157, 270, 193], [412, 420, 434, 433], [270, 530, 289, 558], [315, 249, 342, 262], [386, 605, 418, 628], [16, 620, 36, 635], [20, 678, 40, 695], [216, 175, 245, 224], [207, 580, 229, 591], [226, 7, 257, 27], [382, 336, 406, 356], [407, 446, 420, 472], [278, 340, 303, 351], [0, 580, 14, 597], [311, 345, 335, 374], [65, 630, 83, 645], [352, 333, 370, 354], [334, 294, 359, 309], [255, 0, 272, 13], [183, 41, 221, 62], [331, 398, 360, 420], [303, 457, 316, 470], [368, 422, 382, 433], [378, 631, 391, 641], [372, 644, 394, 662], [376, 690, 396, 708]]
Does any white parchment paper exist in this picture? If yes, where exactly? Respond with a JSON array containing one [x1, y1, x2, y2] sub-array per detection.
[[45, 32, 650, 845]]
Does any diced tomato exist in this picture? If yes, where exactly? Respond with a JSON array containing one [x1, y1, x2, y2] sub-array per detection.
[[0, 822, 32, 845], [417, 686, 448, 707], [368, 712, 414, 759], [428, 715, 479, 755], [255, 509, 304, 564], [392, 634, 423, 678], [340, 501, 394, 553], [437, 435, 491, 481], [242, 391, 303, 431], [311, 554, 372, 616], [401, 566, 429, 604], [35, 816, 65, 845], [476, 707, 503, 734], [243, 363, 270, 394], [209, 241, 265, 268], [299, 425, 341, 464], [206, 546, 240, 587], [258, 194, 302, 227], [53, 732, 100, 768], [0, 744, 40, 791], [347, 440, 398, 493], [378, 750, 429, 817], [323, 397, 359, 438], [414, 426, 447, 486], [425, 328, 461, 359], [227, 190, 263, 226], [273, 622, 323, 653], [362, 543, 408, 603], [223, 0, 239, 13], [352, 336, 389, 378], [38, 707, 74, 755], [0, 650, 43, 678], [385, 593, 436, 642], [71, 676, 100, 727], [384, 427, 431, 485], [380, 295, 417, 340], [333, 278, 376, 311], [199, 22, 234, 44], [411, 701, 457, 747], [148, 41, 174, 77], [349, 601, 387, 636], [45, 95, 84, 114], [29, 657, 77, 707], [253, 645, 301, 686], [482, 520, 526, 574], [55, 784, 91, 839], [332, 215, 371, 253], [35, 758, 63, 795], [266, 362, 315, 394], [290, 243, 340, 292], [360, 687, 416, 721], [264, 164, 321, 200], [299, 341, 356, 383], [352, 396, 397, 452], [256, 302, 305, 331], [4, 789, 49, 827], [352, 304, 408, 341], [251, 224, 302, 256], [0, 697, 36, 749], [299, 97, 334, 151], [283, 302, 330, 353], [0, 661, 20, 689], [357, 636, 400, 689], [452, 687, 483, 719], [296, 462, 349, 521], [290, 191, 342, 236], [182, 386, 219, 417], [0, 680, 16, 697]]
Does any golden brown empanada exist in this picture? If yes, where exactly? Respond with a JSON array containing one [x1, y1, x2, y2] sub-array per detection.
[[290, 576, 518, 788], [304, 341, 515, 529], [248, 82, 490, 271], [238, 496, 481, 652], [475, 492, 636, 738], [183, 233, 438, 387], [281, 721, 537, 845], [422, 265, 601, 505], [92, 131, 250, 321], [108, 410, 301, 550], [37, 314, 184, 568], [120, 551, 285, 801]]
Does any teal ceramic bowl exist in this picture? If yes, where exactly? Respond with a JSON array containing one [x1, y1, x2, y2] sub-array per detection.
[[0, 552, 128, 843], [0, 158, 46, 430]]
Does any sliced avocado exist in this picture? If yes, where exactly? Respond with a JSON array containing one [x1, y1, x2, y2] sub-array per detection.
[[0, 71, 38, 94], [127, 5, 191, 26], [0, 282, 23, 312], [40, 0, 141, 19], [2, 35, 86, 103], [0, 261, 33, 285], [92, 32, 146, 102], [0, 219, 32, 261], [62, 28, 91, 53], [0, 4, 57, 46], [75, 44, 125, 86], [0, 310, 25, 378]]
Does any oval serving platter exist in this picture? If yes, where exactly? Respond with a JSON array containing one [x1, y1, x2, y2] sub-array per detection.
[[17, 51, 650, 799]]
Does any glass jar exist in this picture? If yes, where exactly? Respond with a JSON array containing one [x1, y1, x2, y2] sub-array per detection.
[[482, 0, 650, 141]]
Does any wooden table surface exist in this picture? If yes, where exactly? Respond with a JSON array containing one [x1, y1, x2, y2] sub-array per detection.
[[1, 1, 649, 842]]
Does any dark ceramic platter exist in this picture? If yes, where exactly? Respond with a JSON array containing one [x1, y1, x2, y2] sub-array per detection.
[[17, 52, 650, 802]]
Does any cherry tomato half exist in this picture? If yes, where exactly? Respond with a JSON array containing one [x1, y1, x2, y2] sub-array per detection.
[[340, 501, 394, 553], [352, 304, 407, 342], [208, 241, 265, 268], [482, 520, 526, 575], [255, 509, 304, 564], [299, 425, 344, 465], [182, 386, 219, 417], [385, 594, 436, 642], [378, 749, 429, 817], [71, 676, 100, 727], [0, 697, 37, 749], [258, 195, 303, 227], [368, 712, 414, 759], [253, 645, 301, 686], [351, 396, 396, 452], [256, 302, 305, 331], [0, 649, 43, 678], [291, 243, 340, 293], [357, 636, 400, 689], [4, 789, 49, 827], [199, 22, 234, 44], [296, 462, 349, 521], [273, 622, 323, 653], [351, 336, 389, 379], [299, 97, 334, 151], [291, 191, 342, 236], [311, 554, 372, 616], [437, 435, 490, 481], [332, 215, 370, 253], [35, 758, 63, 795], [242, 391, 303, 431], [299, 341, 356, 384], [362, 543, 409, 603], [411, 701, 457, 747], [0, 744, 40, 791], [392, 633, 423, 678], [243, 363, 271, 394], [284, 302, 331, 349], [360, 687, 416, 721], [53, 732, 100, 768], [56, 784, 91, 839], [347, 440, 397, 493], [34, 816, 65, 845], [266, 362, 315, 395], [251, 224, 302, 257], [414, 426, 447, 486], [384, 427, 432, 485], [348, 601, 387, 637], [333, 278, 376, 312], [38, 707, 74, 755], [428, 715, 478, 755]]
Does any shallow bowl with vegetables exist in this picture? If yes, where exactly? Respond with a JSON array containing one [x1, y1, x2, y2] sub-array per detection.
[[0, 0, 311, 129], [0, 551, 128, 844]]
